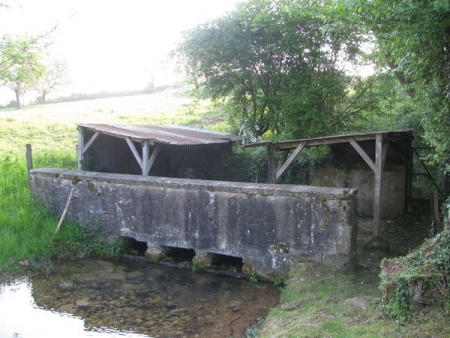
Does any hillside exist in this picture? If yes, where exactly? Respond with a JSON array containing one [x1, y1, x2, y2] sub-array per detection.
[[0, 87, 226, 156]]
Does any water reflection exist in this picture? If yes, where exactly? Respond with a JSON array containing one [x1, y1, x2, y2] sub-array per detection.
[[0, 259, 279, 337], [0, 277, 148, 337]]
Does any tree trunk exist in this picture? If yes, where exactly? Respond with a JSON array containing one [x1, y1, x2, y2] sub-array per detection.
[[15, 89, 21, 109]]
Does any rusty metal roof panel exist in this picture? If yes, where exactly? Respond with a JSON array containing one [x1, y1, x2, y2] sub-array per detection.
[[78, 124, 241, 145]]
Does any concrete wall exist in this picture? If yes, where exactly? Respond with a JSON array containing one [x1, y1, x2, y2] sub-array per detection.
[[310, 163, 405, 218], [30, 169, 358, 278]]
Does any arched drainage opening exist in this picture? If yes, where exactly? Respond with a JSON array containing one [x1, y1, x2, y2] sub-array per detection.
[[209, 253, 244, 273], [121, 237, 147, 256], [162, 246, 196, 263], [119, 238, 246, 278]]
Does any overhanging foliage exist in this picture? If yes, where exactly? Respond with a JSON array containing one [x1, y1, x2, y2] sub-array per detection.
[[175, 0, 369, 140]]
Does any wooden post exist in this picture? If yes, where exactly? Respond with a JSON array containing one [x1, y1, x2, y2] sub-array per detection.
[[26, 144, 33, 188], [373, 134, 388, 237], [77, 128, 84, 170], [432, 190, 440, 231], [142, 140, 149, 176], [267, 144, 276, 184]]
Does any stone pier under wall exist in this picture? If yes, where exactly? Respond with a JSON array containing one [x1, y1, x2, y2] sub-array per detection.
[[29, 169, 358, 279]]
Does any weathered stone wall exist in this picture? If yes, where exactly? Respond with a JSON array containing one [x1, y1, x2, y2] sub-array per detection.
[[30, 169, 358, 278], [310, 163, 405, 218]]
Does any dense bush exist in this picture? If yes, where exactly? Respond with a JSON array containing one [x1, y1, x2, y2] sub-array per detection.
[[380, 220, 450, 321]]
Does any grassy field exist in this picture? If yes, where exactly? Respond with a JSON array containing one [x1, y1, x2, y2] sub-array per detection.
[[0, 87, 226, 155], [1, 87, 449, 337]]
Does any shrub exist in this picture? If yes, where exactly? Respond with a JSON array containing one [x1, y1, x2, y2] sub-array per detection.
[[380, 221, 450, 321]]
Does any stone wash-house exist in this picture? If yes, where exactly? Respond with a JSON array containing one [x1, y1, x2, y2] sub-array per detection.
[[77, 124, 413, 238], [77, 124, 241, 179], [244, 130, 414, 236]]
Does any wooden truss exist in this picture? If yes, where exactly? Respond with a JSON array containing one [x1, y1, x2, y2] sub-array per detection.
[[245, 130, 414, 237], [77, 130, 161, 176]]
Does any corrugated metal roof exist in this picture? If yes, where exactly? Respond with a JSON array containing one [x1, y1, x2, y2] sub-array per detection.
[[78, 124, 241, 145]]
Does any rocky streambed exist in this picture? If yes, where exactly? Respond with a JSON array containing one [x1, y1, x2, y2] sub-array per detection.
[[0, 259, 279, 337]]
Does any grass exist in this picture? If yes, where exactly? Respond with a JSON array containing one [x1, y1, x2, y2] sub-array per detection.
[[0, 149, 106, 272], [260, 262, 450, 337], [0, 153, 73, 270]]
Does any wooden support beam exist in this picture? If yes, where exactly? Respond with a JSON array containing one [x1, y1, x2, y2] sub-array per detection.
[[125, 137, 143, 170], [77, 129, 84, 170], [276, 150, 290, 172], [267, 144, 276, 184], [26, 144, 33, 189], [347, 137, 376, 172], [142, 140, 150, 176], [83, 131, 100, 154], [146, 144, 161, 175], [77, 129, 100, 170], [276, 142, 306, 181], [347, 135, 389, 237], [126, 139, 161, 176], [373, 134, 389, 237]]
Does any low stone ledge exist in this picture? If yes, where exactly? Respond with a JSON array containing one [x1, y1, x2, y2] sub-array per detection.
[[30, 169, 358, 278]]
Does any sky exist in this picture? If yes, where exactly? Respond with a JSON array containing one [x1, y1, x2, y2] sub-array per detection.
[[0, 0, 242, 101]]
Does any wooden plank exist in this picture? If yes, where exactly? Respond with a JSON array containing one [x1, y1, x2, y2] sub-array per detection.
[[125, 137, 143, 170], [244, 130, 413, 151], [146, 144, 161, 175], [373, 134, 388, 237], [276, 150, 290, 172], [77, 129, 84, 170], [432, 190, 440, 224], [26, 144, 33, 188], [275, 136, 375, 150], [253, 134, 382, 151], [142, 140, 149, 176], [347, 137, 376, 173], [55, 186, 75, 234], [83, 131, 100, 154], [276, 142, 306, 180], [266, 144, 276, 184]]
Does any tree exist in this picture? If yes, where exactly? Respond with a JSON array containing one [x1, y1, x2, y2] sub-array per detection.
[[337, 0, 450, 165], [0, 35, 45, 109], [36, 56, 70, 104], [175, 0, 366, 140]]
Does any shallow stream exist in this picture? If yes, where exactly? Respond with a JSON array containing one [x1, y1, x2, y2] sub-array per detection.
[[0, 259, 279, 337]]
